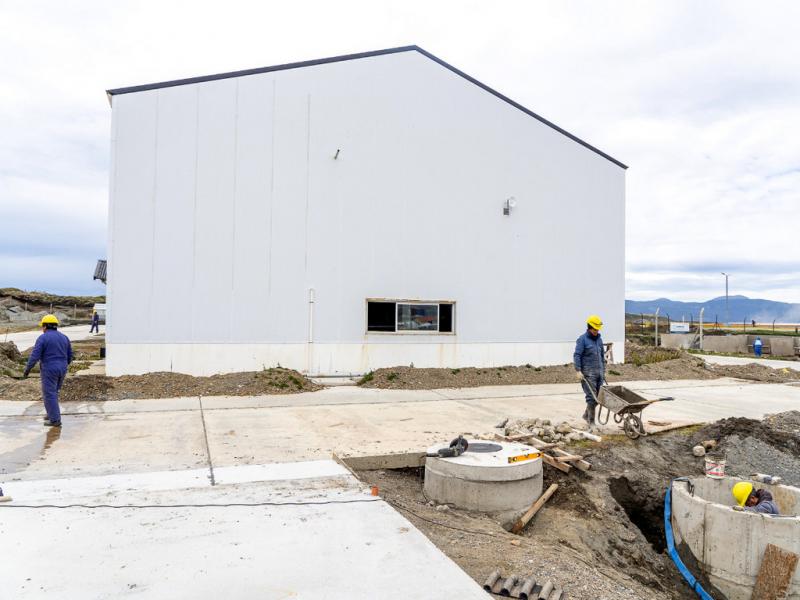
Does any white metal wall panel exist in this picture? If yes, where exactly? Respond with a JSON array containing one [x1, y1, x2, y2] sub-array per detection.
[[150, 86, 198, 342], [266, 72, 311, 342], [108, 49, 625, 374], [108, 92, 157, 343], [230, 76, 275, 342], [192, 80, 237, 341]]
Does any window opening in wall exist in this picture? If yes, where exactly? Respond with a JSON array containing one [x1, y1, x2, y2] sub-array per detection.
[[367, 301, 395, 332], [367, 300, 455, 333]]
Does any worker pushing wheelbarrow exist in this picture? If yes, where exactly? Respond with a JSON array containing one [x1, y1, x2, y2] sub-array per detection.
[[582, 379, 673, 439], [573, 314, 671, 439]]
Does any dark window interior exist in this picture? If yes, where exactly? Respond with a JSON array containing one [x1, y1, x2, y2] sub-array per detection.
[[367, 302, 396, 332], [439, 303, 453, 332]]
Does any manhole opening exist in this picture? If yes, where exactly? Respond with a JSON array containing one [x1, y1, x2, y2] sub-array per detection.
[[466, 442, 503, 453], [609, 476, 666, 553]]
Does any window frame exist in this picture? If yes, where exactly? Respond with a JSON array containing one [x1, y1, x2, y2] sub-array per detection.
[[365, 299, 456, 335]]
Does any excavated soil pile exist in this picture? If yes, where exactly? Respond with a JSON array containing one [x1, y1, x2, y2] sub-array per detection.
[[357, 411, 800, 600], [0, 367, 321, 402], [0, 341, 25, 377], [360, 344, 800, 389]]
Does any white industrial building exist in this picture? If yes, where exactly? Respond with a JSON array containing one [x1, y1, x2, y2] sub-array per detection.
[[105, 46, 626, 376]]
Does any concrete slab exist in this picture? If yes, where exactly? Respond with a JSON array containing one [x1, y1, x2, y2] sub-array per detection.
[[3, 379, 800, 478], [0, 411, 208, 481], [700, 354, 800, 371], [0, 463, 489, 599], [2, 325, 97, 351]]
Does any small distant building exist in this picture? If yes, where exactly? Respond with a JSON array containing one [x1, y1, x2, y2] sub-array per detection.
[[104, 46, 627, 376]]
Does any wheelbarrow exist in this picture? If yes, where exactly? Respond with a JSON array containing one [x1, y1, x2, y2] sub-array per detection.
[[582, 377, 673, 439]]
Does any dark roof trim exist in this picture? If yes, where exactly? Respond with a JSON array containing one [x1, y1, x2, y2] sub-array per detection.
[[106, 45, 627, 169]]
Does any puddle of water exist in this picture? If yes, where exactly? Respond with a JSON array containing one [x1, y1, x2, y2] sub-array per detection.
[[0, 419, 64, 475]]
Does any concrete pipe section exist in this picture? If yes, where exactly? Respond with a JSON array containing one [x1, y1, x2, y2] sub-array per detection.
[[424, 439, 542, 521], [671, 476, 800, 600]]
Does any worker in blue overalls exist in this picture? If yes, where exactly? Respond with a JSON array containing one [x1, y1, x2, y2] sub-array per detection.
[[23, 314, 73, 427], [573, 315, 606, 427], [753, 336, 763, 357]]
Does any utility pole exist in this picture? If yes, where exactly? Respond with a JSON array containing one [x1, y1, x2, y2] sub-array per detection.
[[699, 308, 705, 350], [655, 307, 660, 347], [721, 272, 729, 327]]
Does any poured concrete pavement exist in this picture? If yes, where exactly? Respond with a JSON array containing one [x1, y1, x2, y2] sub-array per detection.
[[3, 378, 800, 480], [2, 325, 98, 351], [700, 353, 800, 370], [0, 461, 489, 599]]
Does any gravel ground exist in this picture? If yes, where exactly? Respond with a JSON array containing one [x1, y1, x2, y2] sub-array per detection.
[[721, 434, 800, 486]]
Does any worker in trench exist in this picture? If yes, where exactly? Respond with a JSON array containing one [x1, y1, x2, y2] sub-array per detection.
[[573, 315, 606, 427], [731, 482, 780, 515], [23, 314, 73, 428]]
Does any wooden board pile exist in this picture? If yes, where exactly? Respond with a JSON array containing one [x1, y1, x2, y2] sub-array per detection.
[[496, 431, 591, 474]]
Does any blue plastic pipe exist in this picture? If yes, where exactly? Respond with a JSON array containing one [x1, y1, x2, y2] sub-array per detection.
[[664, 481, 715, 600]]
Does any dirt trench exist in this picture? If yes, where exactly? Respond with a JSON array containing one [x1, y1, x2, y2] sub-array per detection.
[[356, 412, 800, 600]]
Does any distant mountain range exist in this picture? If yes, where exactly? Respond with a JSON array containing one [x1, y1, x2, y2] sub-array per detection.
[[625, 296, 800, 323]]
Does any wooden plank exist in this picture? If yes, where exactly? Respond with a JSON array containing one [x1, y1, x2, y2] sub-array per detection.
[[337, 452, 426, 471], [752, 543, 799, 600], [554, 453, 583, 463], [510, 484, 558, 534], [541, 453, 571, 473], [551, 447, 592, 472]]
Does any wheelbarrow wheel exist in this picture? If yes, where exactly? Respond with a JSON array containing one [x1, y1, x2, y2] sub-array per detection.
[[623, 414, 644, 439]]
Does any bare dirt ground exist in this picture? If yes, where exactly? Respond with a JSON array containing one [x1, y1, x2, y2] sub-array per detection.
[[0, 334, 320, 401], [359, 344, 800, 389], [0, 368, 321, 402], [356, 411, 800, 600]]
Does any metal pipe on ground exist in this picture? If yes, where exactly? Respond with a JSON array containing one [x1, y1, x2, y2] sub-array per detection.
[[519, 577, 536, 600], [501, 575, 518, 596], [537, 581, 554, 599], [483, 570, 501, 592]]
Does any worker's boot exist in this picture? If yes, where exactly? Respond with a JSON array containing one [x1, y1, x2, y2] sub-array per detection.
[[587, 404, 597, 428], [582, 406, 590, 425]]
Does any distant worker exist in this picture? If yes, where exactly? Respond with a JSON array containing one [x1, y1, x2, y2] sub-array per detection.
[[90, 310, 100, 334], [22, 315, 73, 428], [731, 481, 779, 514], [753, 336, 763, 357], [751, 319, 756, 328], [574, 315, 606, 427]]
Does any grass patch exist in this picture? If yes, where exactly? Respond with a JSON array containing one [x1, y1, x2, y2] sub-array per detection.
[[358, 371, 374, 385], [450, 368, 461, 375], [608, 369, 621, 376], [387, 372, 399, 382]]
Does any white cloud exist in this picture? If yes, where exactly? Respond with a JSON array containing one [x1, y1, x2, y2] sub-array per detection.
[[1, 0, 799, 300]]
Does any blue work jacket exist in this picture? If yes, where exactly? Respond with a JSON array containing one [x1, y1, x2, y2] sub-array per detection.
[[25, 329, 73, 372], [573, 331, 606, 374]]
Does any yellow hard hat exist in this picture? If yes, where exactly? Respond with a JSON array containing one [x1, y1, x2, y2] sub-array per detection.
[[732, 481, 754, 507], [587, 315, 603, 331], [40, 314, 59, 327]]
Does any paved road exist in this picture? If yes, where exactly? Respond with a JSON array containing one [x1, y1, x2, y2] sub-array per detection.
[[1, 325, 99, 351], [700, 354, 800, 370]]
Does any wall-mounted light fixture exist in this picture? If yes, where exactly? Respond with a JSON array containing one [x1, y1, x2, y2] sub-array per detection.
[[503, 196, 517, 216]]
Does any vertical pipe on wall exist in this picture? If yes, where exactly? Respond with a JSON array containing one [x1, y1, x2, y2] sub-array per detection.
[[307, 287, 315, 374]]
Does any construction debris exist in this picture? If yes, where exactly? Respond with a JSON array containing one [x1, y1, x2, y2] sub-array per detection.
[[510, 484, 558, 534], [483, 569, 563, 599]]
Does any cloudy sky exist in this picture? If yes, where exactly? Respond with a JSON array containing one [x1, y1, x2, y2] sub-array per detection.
[[1, 1, 798, 301]]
